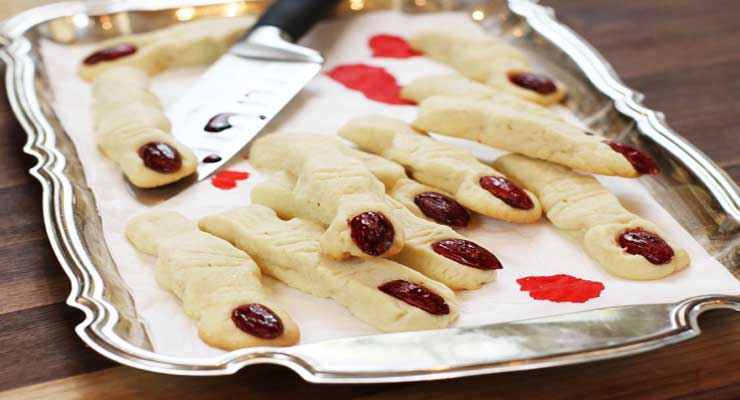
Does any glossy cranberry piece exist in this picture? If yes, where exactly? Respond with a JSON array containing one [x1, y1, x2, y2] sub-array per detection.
[[479, 176, 534, 210], [137, 142, 182, 173], [349, 211, 395, 256], [508, 72, 557, 95], [378, 280, 450, 315], [204, 113, 236, 132], [414, 192, 470, 227], [231, 303, 284, 339], [618, 228, 674, 265], [83, 43, 137, 65], [202, 154, 222, 163], [432, 239, 502, 270], [604, 140, 660, 175]]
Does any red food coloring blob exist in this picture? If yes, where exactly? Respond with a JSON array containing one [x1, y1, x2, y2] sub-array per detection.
[[204, 113, 236, 132], [604, 140, 660, 175], [618, 228, 674, 264], [231, 303, 284, 339], [349, 211, 395, 256], [211, 170, 250, 190], [368, 34, 421, 58], [326, 64, 415, 105], [414, 192, 470, 227], [432, 239, 502, 270], [508, 72, 557, 95], [83, 43, 137, 65], [378, 280, 449, 315], [479, 176, 534, 210], [137, 142, 182, 173], [517, 274, 605, 303]]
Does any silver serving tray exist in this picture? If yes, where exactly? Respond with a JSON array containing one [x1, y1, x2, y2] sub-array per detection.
[[1, 0, 739, 383]]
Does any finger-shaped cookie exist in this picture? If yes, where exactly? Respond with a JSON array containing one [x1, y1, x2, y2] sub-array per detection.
[[251, 173, 501, 290], [493, 154, 689, 280], [409, 25, 567, 105], [249, 134, 405, 259], [79, 16, 255, 81], [389, 178, 471, 227], [125, 211, 299, 350], [92, 67, 197, 188], [339, 115, 542, 223], [199, 205, 459, 332], [401, 74, 563, 121], [414, 96, 660, 177]]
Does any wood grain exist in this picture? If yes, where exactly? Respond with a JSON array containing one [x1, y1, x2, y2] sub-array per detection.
[[0, 0, 739, 398]]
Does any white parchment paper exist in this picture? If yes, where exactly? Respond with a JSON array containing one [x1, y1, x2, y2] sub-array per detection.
[[40, 11, 740, 358]]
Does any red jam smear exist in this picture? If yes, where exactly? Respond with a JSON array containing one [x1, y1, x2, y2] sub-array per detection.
[[414, 192, 470, 227], [378, 280, 449, 315], [479, 176, 534, 210], [137, 142, 181, 173], [204, 113, 236, 133], [432, 239, 502, 270], [326, 64, 415, 105], [83, 43, 137, 65], [508, 72, 557, 95], [231, 303, 284, 339], [517, 274, 605, 303], [211, 170, 250, 190], [604, 140, 660, 175], [618, 228, 674, 264], [368, 34, 421, 58], [349, 211, 395, 256]]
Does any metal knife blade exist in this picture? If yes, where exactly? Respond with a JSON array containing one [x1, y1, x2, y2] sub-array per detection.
[[168, 26, 323, 181]]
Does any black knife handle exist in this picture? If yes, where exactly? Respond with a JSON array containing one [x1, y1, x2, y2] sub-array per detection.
[[253, 0, 340, 42]]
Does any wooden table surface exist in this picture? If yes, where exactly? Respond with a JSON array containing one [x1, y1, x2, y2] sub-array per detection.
[[1, 0, 739, 399]]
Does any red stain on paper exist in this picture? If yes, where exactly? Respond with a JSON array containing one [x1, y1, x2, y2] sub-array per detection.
[[369, 34, 421, 58], [326, 64, 415, 105], [211, 170, 250, 190], [516, 274, 605, 303]]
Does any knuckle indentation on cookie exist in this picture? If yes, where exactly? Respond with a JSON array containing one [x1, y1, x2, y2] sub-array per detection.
[[617, 228, 674, 265], [479, 175, 534, 209], [378, 280, 450, 315], [413, 192, 470, 227], [137, 142, 182, 173], [231, 303, 284, 339], [432, 239, 502, 270], [349, 211, 395, 256]]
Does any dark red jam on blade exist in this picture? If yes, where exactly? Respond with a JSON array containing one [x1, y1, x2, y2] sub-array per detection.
[[378, 280, 449, 315], [137, 142, 181, 173], [618, 228, 674, 265], [479, 176, 534, 210], [432, 239, 502, 270], [231, 304, 284, 339], [83, 43, 137, 65], [349, 211, 395, 256], [202, 154, 222, 163], [604, 140, 660, 175], [414, 192, 470, 227], [508, 72, 557, 95], [204, 113, 236, 132]]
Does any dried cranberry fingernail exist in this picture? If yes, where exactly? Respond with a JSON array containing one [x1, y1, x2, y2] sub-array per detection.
[[604, 140, 660, 175], [137, 142, 182, 173], [432, 239, 502, 270], [508, 72, 557, 95], [231, 304, 284, 339], [349, 211, 395, 256], [479, 176, 534, 210], [83, 43, 137, 65], [414, 192, 470, 227], [617, 228, 674, 265], [378, 280, 450, 315]]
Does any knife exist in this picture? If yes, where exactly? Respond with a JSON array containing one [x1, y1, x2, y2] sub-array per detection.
[[168, 0, 339, 181]]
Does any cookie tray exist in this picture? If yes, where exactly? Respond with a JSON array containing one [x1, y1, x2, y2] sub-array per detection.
[[1, 0, 739, 383]]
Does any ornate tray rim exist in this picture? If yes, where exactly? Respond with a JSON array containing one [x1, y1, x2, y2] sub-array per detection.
[[1, 0, 739, 383]]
